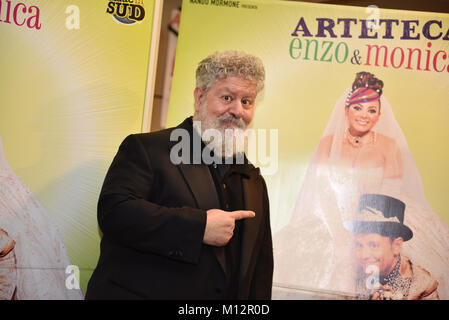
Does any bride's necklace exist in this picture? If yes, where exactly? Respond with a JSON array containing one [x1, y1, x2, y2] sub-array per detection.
[[345, 129, 376, 148]]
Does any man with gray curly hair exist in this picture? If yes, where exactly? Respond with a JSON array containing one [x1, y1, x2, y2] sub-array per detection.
[[193, 51, 265, 159], [195, 51, 265, 93], [86, 51, 273, 300]]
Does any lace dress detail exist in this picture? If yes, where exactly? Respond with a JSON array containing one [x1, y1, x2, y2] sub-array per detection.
[[0, 138, 83, 299], [0, 229, 17, 300]]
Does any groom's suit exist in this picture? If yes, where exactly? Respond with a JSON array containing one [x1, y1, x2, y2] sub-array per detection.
[[85, 117, 273, 299]]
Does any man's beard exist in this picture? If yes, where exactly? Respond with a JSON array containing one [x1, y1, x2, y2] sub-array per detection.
[[193, 104, 247, 159]]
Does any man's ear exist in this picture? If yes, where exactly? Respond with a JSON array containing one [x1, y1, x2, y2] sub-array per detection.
[[193, 87, 205, 113], [392, 237, 403, 256]]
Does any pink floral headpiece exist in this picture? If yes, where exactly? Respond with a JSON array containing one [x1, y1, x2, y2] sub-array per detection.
[[346, 87, 380, 107]]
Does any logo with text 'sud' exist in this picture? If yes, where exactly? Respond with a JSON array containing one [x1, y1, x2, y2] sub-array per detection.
[[106, 0, 145, 25]]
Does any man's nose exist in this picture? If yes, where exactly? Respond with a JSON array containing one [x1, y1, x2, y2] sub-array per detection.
[[229, 100, 244, 119], [361, 247, 371, 260]]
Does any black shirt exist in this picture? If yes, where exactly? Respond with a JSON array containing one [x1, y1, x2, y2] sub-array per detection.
[[208, 161, 249, 299]]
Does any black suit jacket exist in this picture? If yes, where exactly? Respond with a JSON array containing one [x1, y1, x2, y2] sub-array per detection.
[[85, 117, 273, 299]]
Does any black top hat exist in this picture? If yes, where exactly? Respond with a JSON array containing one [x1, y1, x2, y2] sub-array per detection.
[[343, 194, 413, 241]]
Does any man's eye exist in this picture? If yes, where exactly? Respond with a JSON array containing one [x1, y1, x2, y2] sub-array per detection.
[[242, 99, 251, 105], [223, 95, 231, 101]]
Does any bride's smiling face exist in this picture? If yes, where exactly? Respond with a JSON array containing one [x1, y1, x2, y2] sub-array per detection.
[[346, 100, 381, 136]]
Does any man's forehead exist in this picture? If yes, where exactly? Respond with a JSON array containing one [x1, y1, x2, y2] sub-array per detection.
[[355, 233, 387, 242], [212, 77, 256, 95], [215, 86, 256, 96]]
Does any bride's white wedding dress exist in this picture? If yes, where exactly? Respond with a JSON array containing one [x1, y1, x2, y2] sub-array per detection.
[[0, 137, 83, 299]]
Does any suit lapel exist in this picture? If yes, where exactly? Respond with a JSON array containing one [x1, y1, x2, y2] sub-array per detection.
[[178, 163, 219, 210], [169, 118, 220, 210], [240, 169, 263, 285], [177, 163, 227, 276]]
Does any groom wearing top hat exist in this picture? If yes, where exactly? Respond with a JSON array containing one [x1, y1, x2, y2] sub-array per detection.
[[344, 194, 439, 300]]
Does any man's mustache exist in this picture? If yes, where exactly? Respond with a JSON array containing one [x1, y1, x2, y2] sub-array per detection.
[[216, 114, 246, 129]]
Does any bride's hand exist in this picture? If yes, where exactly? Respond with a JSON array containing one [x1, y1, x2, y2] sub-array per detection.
[[0, 229, 15, 257]]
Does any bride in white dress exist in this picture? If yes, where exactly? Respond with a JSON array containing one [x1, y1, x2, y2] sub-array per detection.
[[0, 137, 83, 299], [273, 72, 449, 299]]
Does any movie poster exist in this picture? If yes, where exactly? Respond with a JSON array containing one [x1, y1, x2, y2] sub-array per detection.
[[0, 0, 160, 298], [167, 0, 449, 299]]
